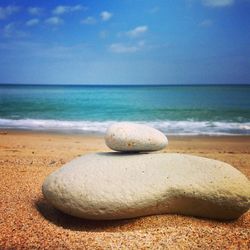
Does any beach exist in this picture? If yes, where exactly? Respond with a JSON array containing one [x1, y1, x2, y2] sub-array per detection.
[[1, 0, 250, 247], [0, 130, 249, 249]]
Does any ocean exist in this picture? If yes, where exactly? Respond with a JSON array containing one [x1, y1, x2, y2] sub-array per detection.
[[0, 84, 250, 135]]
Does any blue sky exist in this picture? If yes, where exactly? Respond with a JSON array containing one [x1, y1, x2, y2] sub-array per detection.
[[0, 0, 249, 84]]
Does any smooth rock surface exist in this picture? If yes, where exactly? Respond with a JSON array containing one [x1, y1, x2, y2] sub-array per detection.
[[105, 122, 168, 152], [42, 153, 250, 220]]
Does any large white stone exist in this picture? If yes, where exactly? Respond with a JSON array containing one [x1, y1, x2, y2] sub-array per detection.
[[42, 153, 250, 220], [105, 122, 168, 152]]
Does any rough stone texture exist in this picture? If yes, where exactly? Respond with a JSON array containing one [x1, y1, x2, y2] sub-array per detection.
[[105, 122, 168, 152], [42, 152, 250, 221]]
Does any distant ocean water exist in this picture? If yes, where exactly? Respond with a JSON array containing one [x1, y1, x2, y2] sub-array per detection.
[[0, 84, 250, 135]]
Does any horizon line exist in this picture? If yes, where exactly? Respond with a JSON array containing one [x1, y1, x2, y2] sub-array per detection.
[[0, 83, 250, 87]]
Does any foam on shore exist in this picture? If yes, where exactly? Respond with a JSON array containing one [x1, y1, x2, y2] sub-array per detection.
[[0, 118, 250, 135]]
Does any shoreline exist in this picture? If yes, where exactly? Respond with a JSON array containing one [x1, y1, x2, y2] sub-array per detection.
[[1, 128, 250, 138], [0, 130, 249, 248], [1, 118, 249, 136]]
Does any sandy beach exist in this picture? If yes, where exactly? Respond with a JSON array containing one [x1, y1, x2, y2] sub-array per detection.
[[0, 130, 249, 249]]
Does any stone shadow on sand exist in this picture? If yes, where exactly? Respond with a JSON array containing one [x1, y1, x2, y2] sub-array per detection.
[[35, 197, 242, 233], [35, 198, 139, 232], [97, 152, 151, 156]]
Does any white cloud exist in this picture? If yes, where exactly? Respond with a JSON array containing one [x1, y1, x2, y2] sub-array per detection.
[[100, 11, 112, 21], [126, 26, 148, 38], [45, 17, 63, 26], [26, 18, 40, 27], [202, 0, 234, 7], [81, 16, 96, 25], [28, 7, 43, 15], [199, 19, 213, 27], [53, 5, 85, 15], [3, 22, 27, 38], [0, 5, 19, 19], [109, 41, 145, 53], [71, 5, 84, 11], [110, 43, 138, 53]]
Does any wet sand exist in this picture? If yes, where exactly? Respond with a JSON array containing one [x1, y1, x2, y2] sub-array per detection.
[[0, 130, 249, 249]]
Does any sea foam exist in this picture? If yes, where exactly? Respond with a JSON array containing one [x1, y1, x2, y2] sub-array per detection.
[[0, 118, 250, 135]]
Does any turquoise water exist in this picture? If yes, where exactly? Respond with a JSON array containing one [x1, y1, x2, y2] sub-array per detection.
[[0, 84, 250, 135]]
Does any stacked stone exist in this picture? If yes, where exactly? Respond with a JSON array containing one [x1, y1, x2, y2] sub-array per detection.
[[105, 122, 168, 152], [42, 122, 250, 221]]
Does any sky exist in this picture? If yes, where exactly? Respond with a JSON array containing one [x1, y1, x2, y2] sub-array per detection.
[[0, 0, 250, 85]]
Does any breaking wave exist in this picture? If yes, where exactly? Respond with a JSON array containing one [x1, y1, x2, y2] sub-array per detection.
[[0, 118, 250, 135]]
